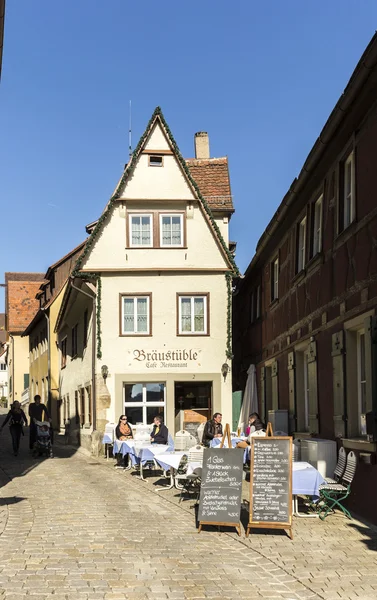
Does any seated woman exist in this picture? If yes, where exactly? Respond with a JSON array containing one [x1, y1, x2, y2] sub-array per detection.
[[237, 413, 266, 449], [150, 415, 168, 445], [245, 412, 266, 436], [115, 414, 133, 467]]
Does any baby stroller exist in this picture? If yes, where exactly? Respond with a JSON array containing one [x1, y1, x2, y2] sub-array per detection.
[[32, 421, 53, 458]]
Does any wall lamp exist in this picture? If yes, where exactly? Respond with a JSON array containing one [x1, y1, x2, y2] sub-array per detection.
[[101, 365, 109, 380], [221, 362, 230, 382]]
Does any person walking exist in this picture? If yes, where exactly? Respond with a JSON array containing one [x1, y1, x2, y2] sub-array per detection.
[[29, 395, 51, 451], [0, 401, 28, 456]]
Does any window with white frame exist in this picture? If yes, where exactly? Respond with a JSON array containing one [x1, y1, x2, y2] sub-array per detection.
[[178, 295, 208, 335], [357, 330, 367, 436], [0, 363, 6, 371], [297, 217, 306, 272], [342, 151, 355, 230], [129, 214, 153, 247], [124, 382, 165, 425], [312, 195, 323, 255], [121, 295, 150, 335], [271, 258, 279, 302], [160, 214, 183, 247]]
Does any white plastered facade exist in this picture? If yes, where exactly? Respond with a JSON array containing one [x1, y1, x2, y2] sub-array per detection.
[[61, 117, 234, 439]]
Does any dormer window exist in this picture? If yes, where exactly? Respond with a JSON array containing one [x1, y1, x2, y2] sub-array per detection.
[[149, 155, 163, 167]]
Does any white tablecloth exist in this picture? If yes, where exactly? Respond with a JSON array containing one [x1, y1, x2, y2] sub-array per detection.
[[154, 451, 187, 472], [292, 462, 326, 498]]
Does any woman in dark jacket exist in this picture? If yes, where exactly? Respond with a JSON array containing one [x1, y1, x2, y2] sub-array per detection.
[[0, 401, 28, 456], [115, 414, 133, 468], [246, 413, 266, 435], [150, 415, 168, 445]]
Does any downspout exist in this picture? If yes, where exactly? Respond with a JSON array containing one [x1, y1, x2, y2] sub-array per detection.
[[69, 277, 97, 430], [9, 333, 14, 407], [41, 309, 51, 420]]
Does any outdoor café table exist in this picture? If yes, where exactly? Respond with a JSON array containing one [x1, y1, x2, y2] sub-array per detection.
[[133, 443, 171, 480], [292, 461, 326, 517], [210, 436, 246, 448], [112, 439, 136, 469], [153, 451, 188, 490]]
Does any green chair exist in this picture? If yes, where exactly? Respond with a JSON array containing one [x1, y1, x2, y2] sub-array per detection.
[[317, 450, 357, 520]]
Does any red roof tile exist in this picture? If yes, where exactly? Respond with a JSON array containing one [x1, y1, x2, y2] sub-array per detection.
[[186, 157, 234, 211], [7, 279, 44, 334]]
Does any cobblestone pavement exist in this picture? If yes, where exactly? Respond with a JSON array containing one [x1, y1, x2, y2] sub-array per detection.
[[0, 421, 376, 599]]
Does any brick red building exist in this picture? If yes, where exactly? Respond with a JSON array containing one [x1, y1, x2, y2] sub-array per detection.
[[233, 34, 377, 523]]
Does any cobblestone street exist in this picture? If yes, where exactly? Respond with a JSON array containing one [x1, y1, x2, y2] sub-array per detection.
[[0, 418, 377, 599]]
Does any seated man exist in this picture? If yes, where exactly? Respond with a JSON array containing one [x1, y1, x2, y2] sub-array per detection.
[[202, 412, 223, 447], [150, 415, 168, 445]]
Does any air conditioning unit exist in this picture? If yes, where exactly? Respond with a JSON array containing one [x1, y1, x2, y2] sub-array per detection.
[[268, 409, 289, 434], [300, 439, 337, 478]]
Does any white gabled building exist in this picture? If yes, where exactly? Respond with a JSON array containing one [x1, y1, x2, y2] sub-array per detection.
[[56, 107, 238, 452]]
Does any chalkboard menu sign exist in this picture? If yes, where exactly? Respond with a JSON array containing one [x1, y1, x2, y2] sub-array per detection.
[[247, 437, 293, 539], [198, 448, 244, 535]]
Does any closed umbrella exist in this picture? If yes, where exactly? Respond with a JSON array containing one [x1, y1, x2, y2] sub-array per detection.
[[238, 364, 258, 434]]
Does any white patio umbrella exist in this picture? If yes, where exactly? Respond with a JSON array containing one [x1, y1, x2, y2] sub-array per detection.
[[238, 364, 258, 434]]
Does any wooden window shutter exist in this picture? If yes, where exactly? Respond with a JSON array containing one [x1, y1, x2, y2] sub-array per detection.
[[364, 316, 377, 415], [306, 340, 319, 434], [260, 366, 266, 422], [288, 352, 296, 433], [271, 360, 279, 410], [332, 331, 346, 438]]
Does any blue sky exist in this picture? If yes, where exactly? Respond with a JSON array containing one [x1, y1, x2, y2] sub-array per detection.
[[1, 1, 377, 311]]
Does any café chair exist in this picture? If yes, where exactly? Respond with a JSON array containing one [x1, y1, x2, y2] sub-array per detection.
[[324, 446, 346, 484], [174, 445, 204, 490], [178, 467, 202, 503], [317, 451, 357, 520], [174, 430, 197, 451]]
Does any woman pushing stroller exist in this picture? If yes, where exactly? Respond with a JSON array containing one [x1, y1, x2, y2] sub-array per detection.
[[0, 401, 28, 456]]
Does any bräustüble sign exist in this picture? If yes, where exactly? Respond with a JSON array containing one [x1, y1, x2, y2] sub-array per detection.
[[132, 348, 201, 369]]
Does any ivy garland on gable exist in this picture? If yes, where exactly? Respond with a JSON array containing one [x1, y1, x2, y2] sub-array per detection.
[[72, 106, 239, 362]]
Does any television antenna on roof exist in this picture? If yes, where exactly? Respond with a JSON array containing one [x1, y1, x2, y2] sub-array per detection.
[[129, 100, 132, 158]]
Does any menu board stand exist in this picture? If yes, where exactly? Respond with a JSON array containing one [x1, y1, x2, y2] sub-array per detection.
[[198, 443, 244, 536], [219, 422, 232, 448], [246, 423, 293, 540]]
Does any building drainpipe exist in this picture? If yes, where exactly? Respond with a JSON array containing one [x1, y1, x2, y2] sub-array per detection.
[[41, 309, 51, 420], [69, 277, 97, 431], [9, 333, 14, 408]]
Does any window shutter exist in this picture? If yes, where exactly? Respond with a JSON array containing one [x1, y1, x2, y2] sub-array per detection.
[[288, 352, 296, 433], [306, 340, 319, 434], [260, 366, 266, 422], [271, 360, 279, 410], [364, 316, 377, 415], [332, 331, 346, 438]]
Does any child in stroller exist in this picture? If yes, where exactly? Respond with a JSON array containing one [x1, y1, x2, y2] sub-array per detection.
[[32, 420, 53, 458]]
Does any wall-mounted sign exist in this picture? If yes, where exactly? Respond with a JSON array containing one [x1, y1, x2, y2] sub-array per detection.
[[132, 349, 201, 369]]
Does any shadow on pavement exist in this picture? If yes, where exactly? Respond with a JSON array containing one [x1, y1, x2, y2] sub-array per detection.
[[347, 521, 377, 552], [0, 413, 80, 496], [0, 496, 26, 506]]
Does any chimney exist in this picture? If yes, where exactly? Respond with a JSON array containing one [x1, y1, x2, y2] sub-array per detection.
[[194, 131, 210, 159]]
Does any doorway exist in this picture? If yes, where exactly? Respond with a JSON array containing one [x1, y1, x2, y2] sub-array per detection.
[[174, 381, 212, 436]]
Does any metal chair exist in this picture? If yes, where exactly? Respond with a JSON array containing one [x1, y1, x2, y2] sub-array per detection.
[[178, 467, 202, 503], [317, 451, 357, 520], [325, 447, 346, 484], [292, 439, 301, 462], [174, 430, 197, 451], [174, 445, 204, 490]]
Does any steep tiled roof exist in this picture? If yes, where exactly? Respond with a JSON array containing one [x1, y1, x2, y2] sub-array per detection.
[[186, 157, 233, 212], [5, 275, 44, 334]]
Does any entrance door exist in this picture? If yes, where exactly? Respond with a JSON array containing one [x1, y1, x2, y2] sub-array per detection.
[[174, 381, 212, 436], [124, 383, 165, 425]]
